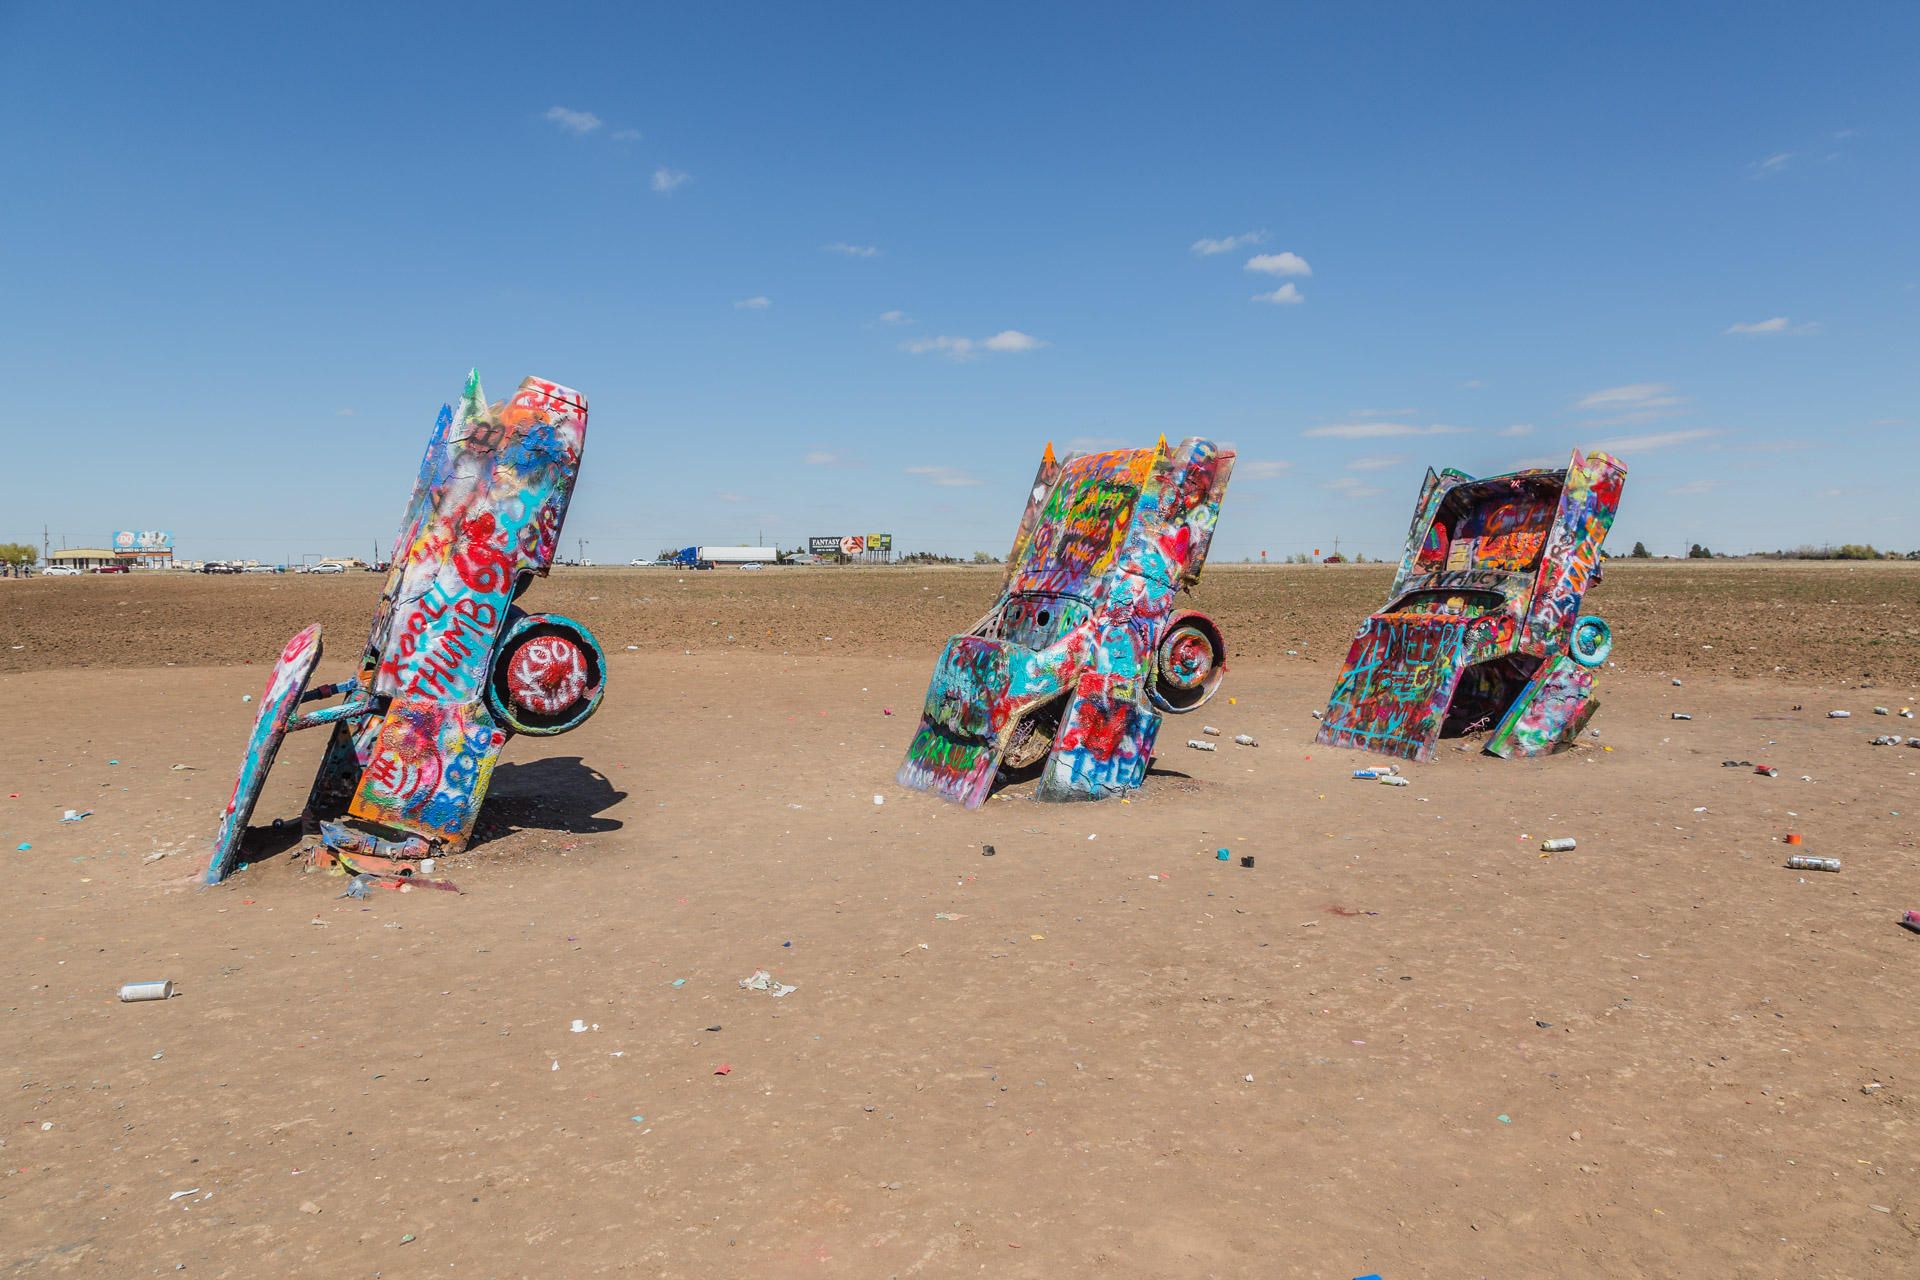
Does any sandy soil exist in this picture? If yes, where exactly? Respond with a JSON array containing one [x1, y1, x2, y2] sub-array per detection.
[[2, 564, 1918, 1278]]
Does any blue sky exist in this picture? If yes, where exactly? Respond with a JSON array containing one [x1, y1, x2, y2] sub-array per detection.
[[2, 2, 1914, 563]]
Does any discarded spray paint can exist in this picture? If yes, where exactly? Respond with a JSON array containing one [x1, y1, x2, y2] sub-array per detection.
[[1902, 909, 1920, 933], [1233, 734, 1257, 746], [1755, 766, 1778, 777], [119, 980, 174, 1002], [1202, 725, 1221, 736], [1829, 710, 1851, 718], [1786, 855, 1840, 872], [1353, 768, 1380, 779], [1187, 740, 1216, 752], [1784, 833, 1802, 845], [1379, 775, 1409, 787], [1672, 713, 1692, 720], [1541, 837, 1577, 852]]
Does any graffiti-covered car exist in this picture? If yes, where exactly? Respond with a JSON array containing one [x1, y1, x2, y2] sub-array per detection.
[[1313, 448, 1626, 763], [206, 370, 605, 884], [897, 437, 1235, 807]]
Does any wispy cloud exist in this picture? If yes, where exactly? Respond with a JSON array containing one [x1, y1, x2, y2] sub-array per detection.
[[335, 409, 355, 417], [824, 242, 879, 257], [906, 465, 986, 487], [803, 449, 860, 468], [733, 296, 771, 310], [901, 330, 1048, 361], [1192, 231, 1267, 255], [544, 106, 602, 134], [1749, 151, 1794, 177], [1498, 423, 1535, 436], [1587, 428, 1720, 454], [651, 168, 690, 192], [1572, 382, 1691, 426], [1725, 316, 1788, 334], [1346, 454, 1409, 471], [1322, 476, 1386, 499], [1664, 479, 1729, 496], [1870, 417, 1908, 427], [1302, 421, 1469, 440], [878, 310, 914, 327], [1238, 460, 1293, 480], [1252, 284, 1304, 305], [1246, 252, 1311, 277], [611, 128, 643, 141]]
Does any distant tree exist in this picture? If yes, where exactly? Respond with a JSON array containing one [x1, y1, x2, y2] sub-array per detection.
[[971, 551, 998, 563], [1688, 543, 1712, 559], [1630, 541, 1651, 559], [1833, 544, 1880, 560], [0, 542, 37, 568]]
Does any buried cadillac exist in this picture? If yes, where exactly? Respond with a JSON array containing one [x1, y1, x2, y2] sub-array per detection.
[[1313, 448, 1626, 763], [205, 370, 606, 884], [897, 437, 1235, 807]]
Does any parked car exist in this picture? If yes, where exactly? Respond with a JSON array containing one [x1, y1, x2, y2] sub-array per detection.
[[88, 563, 130, 574], [200, 561, 241, 574], [43, 565, 82, 576], [897, 436, 1236, 807], [243, 564, 282, 574], [693, 559, 715, 570], [1314, 448, 1626, 762], [309, 562, 345, 574], [629, 558, 667, 567], [739, 562, 764, 570]]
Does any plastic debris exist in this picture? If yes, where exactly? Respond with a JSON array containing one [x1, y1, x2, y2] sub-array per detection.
[[1233, 734, 1258, 746], [1672, 679, 1682, 686], [982, 844, 995, 856], [1241, 855, 1255, 868], [1541, 837, 1577, 852], [1672, 713, 1692, 720], [1874, 707, 1890, 715], [168, 1189, 200, 1201], [1786, 855, 1841, 872], [714, 1064, 731, 1075], [61, 809, 92, 822], [1216, 848, 1230, 860], [739, 969, 797, 997], [1187, 739, 1216, 752]]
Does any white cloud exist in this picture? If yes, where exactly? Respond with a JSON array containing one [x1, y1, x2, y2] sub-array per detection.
[[982, 330, 1045, 352], [1237, 460, 1293, 480], [906, 465, 985, 487], [1346, 454, 1408, 471], [825, 242, 879, 257], [1586, 428, 1720, 454], [902, 330, 1048, 361], [1571, 382, 1691, 426], [1791, 321, 1823, 335], [1192, 231, 1267, 255], [1246, 252, 1311, 277], [1725, 316, 1788, 334], [544, 106, 602, 134], [1664, 479, 1729, 496], [1322, 476, 1386, 499], [1749, 152, 1794, 176], [612, 128, 643, 141], [878, 310, 914, 326], [1252, 284, 1304, 305], [733, 296, 771, 310], [1498, 423, 1535, 436], [1302, 421, 1469, 439], [651, 168, 690, 192]]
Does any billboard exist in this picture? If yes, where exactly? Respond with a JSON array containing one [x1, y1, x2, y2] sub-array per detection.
[[840, 535, 865, 556], [112, 531, 173, 553], [809, 534, 892, 559], [808, 536, 843, 557], [867, 533, 892, 552]]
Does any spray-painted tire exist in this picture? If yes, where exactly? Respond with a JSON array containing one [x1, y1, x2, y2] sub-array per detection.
[[1149, 610, 1227, 712], [486, 612, 607, 735], [1570, 615, 1611, 668]]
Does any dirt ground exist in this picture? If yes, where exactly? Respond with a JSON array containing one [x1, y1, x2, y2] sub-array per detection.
[[2, 563, 1918, 1278]]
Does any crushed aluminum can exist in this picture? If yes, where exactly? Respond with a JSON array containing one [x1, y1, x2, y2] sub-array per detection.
[[119, 980, 174, 1002], [1541, 838, 1577, 852], [1672, 713, 1692, 720], [1187, 740, 1216, 752], [1755, 765, 1779, 777], [1786, 855, 1841, 872]]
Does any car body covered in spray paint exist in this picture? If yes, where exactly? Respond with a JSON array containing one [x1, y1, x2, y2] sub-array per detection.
[[206, 371, 605, 883], [897, 437, 1235, 807], [1313, 448, 1625, 763]]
